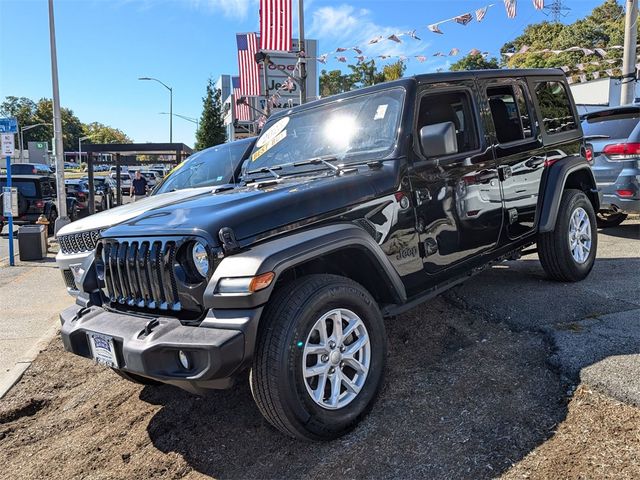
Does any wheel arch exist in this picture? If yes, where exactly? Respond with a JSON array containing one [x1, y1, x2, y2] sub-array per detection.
[[202, 224, 407, 310], [538, 158, 600, 233]]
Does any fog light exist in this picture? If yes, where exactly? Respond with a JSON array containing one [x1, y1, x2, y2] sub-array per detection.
[[178, 350, 191, 370]]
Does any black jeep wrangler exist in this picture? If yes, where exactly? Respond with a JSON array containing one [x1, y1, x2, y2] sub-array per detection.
[[61, 69, 599, 440]]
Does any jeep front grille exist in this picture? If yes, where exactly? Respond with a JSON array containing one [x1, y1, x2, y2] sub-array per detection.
[[59, 230, 100, 254], [102, 239, 181, 311]]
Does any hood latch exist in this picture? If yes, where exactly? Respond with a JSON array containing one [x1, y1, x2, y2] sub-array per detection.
[[219, 227, 240, 254]]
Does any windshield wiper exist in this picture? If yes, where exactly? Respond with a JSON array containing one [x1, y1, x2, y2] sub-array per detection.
[[245, 165, 282, 179], [293, 156, 345, 174]]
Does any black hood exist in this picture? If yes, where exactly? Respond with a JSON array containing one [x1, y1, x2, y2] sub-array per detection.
[[103, 163, 400, 246]]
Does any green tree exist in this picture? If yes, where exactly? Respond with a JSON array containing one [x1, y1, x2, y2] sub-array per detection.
[[83, 122, 132, 144], [450, 53, 500, 71], [319, 69, 355, 97], [195, 78, 225, 151], [501, 0, 628, 80], [349, 60, 385, 88], [382, 60, 406, 82]]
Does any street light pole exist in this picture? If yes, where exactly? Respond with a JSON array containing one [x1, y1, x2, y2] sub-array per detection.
[[79, 135, 90, 165], [48, 0, 68, 231], [19, 123, 51, 163], [139, 77, 173, 142], [159, 112, 198, 131]]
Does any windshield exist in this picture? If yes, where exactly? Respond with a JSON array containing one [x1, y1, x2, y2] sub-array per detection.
[[246, 88, 405, 175], [155, 141, 248, 194]]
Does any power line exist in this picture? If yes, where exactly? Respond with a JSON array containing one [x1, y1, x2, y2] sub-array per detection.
[[544, 0, 571, 23]]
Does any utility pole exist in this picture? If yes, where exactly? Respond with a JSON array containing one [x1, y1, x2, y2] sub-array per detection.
[[544, 0, 570, 23], [298, 0, 307, 105], [48, 0, 68, 233], [621, 0, 638, 105]]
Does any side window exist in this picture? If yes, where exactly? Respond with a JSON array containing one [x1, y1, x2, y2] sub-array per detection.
[[534, 81, 577, 134], [487, 84, 535, 144], [417, 90, 479, 155]]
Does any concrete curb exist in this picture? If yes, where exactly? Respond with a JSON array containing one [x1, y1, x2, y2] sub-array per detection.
[[0, 321, 60, 400]]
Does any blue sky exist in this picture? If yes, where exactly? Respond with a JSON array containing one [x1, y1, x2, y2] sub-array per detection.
[[0, 0, 606, 147]]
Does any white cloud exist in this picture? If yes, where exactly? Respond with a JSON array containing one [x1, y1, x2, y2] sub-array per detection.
[[308, 4, 428, 63], [189, 0, 256, 20]]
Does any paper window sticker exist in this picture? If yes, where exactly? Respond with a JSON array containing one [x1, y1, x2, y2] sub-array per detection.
[[374, 104, 388, 120]]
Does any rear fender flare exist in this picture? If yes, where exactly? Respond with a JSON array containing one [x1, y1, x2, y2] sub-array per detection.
[[538, 158, 600, 233], [202, 223, 407, 310]]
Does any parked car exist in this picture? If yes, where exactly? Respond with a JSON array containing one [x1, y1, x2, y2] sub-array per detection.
[[109, 172, 132, 195], [139, 170, 162, 188], [59, 70, 600, 440], [64, 179, 92, 212], [10, 163, 53, 175], [83, 176, 117, 211], [0, 174, 78, 234], [55, 137, 255, 295], [581, 105, 640, 227]]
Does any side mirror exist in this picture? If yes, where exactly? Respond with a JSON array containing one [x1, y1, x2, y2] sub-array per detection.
[[419, 121, 458, 158]]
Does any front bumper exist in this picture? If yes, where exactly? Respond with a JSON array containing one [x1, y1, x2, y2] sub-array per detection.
[[60, 304, 259, 394]]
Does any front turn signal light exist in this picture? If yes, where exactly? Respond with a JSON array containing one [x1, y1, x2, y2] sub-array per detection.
[[217, 272, 275, 294], [249, 272, 275, 292]]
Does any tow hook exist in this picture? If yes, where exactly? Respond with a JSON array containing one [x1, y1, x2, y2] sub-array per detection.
[[142, 318, 160, 337]]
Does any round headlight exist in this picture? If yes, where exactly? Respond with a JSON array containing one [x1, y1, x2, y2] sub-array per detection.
[[191, 242, 209, 278]]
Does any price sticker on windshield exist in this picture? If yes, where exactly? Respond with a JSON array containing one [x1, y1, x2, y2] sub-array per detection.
[[251, 129, 287, 162], [256, 117, 289, 148]]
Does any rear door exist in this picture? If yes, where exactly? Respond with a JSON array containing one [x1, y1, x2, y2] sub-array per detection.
[[481, 77, 546, 240], [410, 79, 503, 277]]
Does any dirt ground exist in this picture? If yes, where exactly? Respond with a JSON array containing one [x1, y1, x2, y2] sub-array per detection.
[[1, 292, 638, 480]]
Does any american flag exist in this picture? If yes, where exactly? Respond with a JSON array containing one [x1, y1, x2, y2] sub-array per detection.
[[533, 0, 545, 10], [475, 7, 488, 21], [237, 33, 261, 97], [504, 0, 517, 18], [232, 76, 251, 122], [260, 0, 292, 52]]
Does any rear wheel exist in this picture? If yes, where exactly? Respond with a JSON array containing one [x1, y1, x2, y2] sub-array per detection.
[[596, 211, 627, 228], [250, 274, 386, 440], [538, 189, 597, 282]]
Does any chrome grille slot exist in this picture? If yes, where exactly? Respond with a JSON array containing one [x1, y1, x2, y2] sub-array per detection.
[[102, 238, 182, 311]]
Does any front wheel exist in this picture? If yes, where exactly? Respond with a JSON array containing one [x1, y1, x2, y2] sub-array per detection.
[[596, 211, 627, 228], [250, 274, 386, 440], [538, 189, 597, 282]]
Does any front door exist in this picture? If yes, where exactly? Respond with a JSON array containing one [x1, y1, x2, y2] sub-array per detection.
[[481, 78, 546, 240], [410, 80, 503, 278]]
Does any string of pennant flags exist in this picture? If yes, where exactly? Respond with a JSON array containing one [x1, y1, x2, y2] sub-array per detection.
[[309, 0, 548, 66]]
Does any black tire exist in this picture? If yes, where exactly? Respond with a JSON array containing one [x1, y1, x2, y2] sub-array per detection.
[[538, 189, 597, 282], [596, 211, 627, 228], [113, 369, 161, 386], [250, 274, 386, 441]]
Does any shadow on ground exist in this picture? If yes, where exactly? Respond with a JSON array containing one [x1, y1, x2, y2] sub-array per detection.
[[143, 296, 567, 479]]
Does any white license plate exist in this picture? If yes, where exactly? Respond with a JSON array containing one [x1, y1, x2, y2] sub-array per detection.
[[87, 332, 119, 368]]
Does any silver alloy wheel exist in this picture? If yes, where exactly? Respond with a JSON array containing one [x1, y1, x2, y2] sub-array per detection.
[[569, 206, 592, 264], [302, 308, 371, 410]]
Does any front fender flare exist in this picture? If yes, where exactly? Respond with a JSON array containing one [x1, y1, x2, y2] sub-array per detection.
[[203, 223, 407, 310], [538, 158, 600, 233]]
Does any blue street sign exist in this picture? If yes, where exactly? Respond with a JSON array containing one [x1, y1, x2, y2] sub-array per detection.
[[0, 117, 18, 134]]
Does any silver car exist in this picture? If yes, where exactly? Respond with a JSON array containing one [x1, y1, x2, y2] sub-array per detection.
[[56, 138, 255, 295], [582, 106, 640, 227]]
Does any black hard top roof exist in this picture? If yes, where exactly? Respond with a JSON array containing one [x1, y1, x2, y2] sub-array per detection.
[[273, 68, 565, 118], [0, 174, 51, 180]]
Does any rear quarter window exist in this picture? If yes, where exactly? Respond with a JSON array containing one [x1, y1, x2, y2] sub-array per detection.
[[534, 81, 578, 134]]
